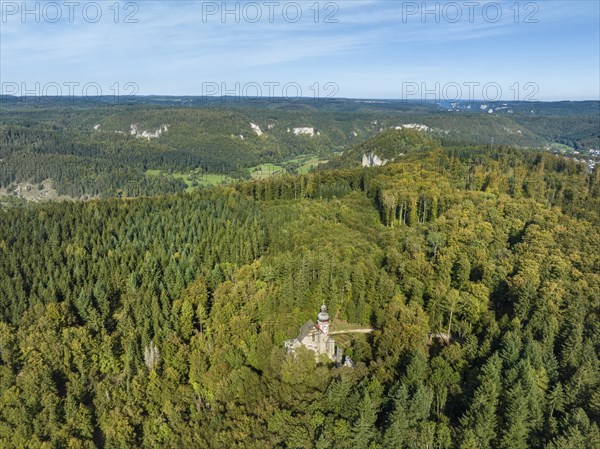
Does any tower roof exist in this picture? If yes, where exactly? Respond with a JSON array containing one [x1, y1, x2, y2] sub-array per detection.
[[317, 304, 329, 322]]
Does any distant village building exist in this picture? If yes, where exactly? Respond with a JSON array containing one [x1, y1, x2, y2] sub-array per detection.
[[342, 356, 355, 368]]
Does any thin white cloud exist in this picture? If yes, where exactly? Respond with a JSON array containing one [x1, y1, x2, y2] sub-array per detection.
[[1, 0, 598, 98]]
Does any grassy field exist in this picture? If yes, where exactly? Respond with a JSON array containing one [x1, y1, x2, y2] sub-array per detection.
[[296, 157, 329, 174], [145, 169, 235, 191], [249, 156, 329, 178], [146, 155, 330, 189], [548, 143, 575, 154], [249, 163, 285, 180], [199, 173, 236, 185]]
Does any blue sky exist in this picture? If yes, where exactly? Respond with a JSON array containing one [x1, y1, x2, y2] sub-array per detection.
[[1, 0, 599, 100]]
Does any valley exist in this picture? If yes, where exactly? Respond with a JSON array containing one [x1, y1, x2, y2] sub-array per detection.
[[1, 99, 598, 202]]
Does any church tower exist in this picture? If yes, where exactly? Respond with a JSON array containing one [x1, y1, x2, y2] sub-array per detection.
[[317, 304, 330, 336], [284, 303, 336, 362]]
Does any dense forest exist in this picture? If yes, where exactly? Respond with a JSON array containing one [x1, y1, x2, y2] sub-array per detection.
[[1, 100, 598, 198], [0, 126, 598, 448]]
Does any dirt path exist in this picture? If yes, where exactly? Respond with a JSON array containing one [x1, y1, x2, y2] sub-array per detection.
[[329, 328, 374, 335]]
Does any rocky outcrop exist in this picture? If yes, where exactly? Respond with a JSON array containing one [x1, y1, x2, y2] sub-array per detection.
[[394, 123, 430, 132], [362, 152, 388, 167], [250, 123, 263, 136], [293, 127, 315, 137], [130, 124, 169, 140]]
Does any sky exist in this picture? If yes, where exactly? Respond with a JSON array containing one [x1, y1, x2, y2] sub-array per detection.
[[1, 0, 599, 100]]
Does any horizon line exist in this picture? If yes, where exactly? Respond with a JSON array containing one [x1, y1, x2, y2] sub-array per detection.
[[2, 95, 600, 103]]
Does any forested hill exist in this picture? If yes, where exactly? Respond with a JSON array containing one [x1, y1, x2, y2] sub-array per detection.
[[3, 96, 599, 116], [1, 100, 598, 199], [0, 142, 598, 448]]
